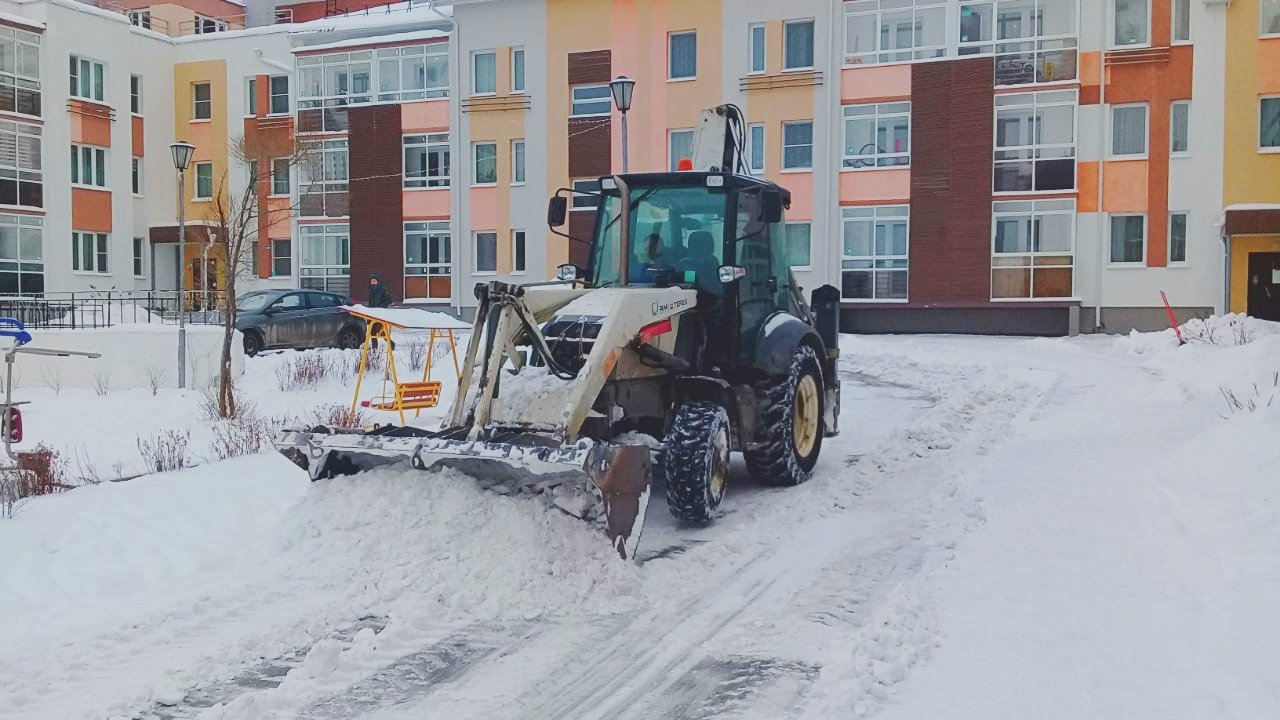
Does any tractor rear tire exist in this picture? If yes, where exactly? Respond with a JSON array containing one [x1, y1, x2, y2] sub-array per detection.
[[663, 401, 731, 524], [744, 344, 824, 487]]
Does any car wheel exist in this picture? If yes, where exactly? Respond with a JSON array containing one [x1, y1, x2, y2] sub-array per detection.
[[337, 327, 362, 350], [243, 331, 263, 357]]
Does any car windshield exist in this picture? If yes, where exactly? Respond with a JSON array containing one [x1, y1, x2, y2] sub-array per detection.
[[236, 292, 272, 312], [591, 184, 727, 288]]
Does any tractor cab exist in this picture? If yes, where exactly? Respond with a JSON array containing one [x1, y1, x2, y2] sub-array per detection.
[[549, 170, 804, 368]]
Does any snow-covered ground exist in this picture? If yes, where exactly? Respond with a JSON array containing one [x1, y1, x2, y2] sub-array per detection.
[[1, 319, 1278, 719]]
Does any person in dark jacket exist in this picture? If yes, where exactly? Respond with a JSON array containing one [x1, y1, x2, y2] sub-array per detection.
[[368, 273, 394, 350]]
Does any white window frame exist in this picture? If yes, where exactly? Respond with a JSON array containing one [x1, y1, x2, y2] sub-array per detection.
[[512, 229, 527, 274], [747, 123, 765, 173], [299, 224, 351, 294], [71, 230, 109, 274], [473, 231, 498, 275], [748, 23, 767, 75], [131, 156, 142, 196], [0, 120, 42, 207], [0, 214, 42, 293], [130, 74, 142, 115], [784, 221, 812, 270], [668, 30, 697, 81], [404, 221, 451, 297], [783, 19, 816, 72], [193, 15, 229, 34], [70, 143, 106, 188], [0, 29, 41, 119], [132, 236, 146, 278], [192, 81, 212, 121], [471, 50, 497, 96], [375, 43, 450, 103], [403, 133, 450, 189], [1172, 0, 1191, 44], [571, 178, 600, 210], [1261, 95, 1280, 152], [990, 199, 1077, 301], [1168, 211, 1189, 266], [993, 89, 1078, 194], [1111, 0, 1152, 49], [844, 0, 948, 66], [842, 102, 911, 170], [1108, 213, 1147, 266], [271, 157, 291, 197], [472, 141, 497, 186], [245, 76, 257, 116], [958, 1, 1081, 86], [296, 51, 375, 132], [193, 161, 213, 200], [781, 120, 814, 171], [571, 84, 612, 118], [271, 238, 292, 277], [841, 205, 909, 302], [300, 139, 349, 217], [511, 47, 526, 94], [1110, 103, 1149, 159], [128, 10, 150, 29], [511, 139, 526, 185], [70, 55, 105, 103], [1262, 0, 1280, 38], [668, 128, 694, 171], [1170, 100, 1190, 156], [268, 75, 289, 115]]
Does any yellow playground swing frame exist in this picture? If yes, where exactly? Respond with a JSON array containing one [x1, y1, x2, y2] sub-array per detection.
[[344, 306, 464, 428]]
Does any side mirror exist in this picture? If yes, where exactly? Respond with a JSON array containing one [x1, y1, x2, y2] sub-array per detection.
[[547, 196, 568, 227], [763, 189, 784, 224], [718, 265, 747, 284]]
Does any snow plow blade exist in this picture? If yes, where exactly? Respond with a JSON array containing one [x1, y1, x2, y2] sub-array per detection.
[[275, 428, 652, 560]]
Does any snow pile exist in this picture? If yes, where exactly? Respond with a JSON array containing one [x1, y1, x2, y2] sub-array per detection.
[[1118, 314, 1280, 406]]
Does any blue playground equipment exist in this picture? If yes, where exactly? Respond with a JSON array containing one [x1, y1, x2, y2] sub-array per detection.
[[0, 318, 31, 347]]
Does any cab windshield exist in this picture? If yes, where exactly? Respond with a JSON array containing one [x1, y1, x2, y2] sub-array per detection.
[[591, 184, 727, 292]]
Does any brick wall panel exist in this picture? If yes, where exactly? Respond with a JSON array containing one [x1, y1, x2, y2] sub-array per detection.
[[348, 104, 404, 303]]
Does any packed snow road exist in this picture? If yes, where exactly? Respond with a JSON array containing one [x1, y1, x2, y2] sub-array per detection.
[[4, 327, 1278, 719]]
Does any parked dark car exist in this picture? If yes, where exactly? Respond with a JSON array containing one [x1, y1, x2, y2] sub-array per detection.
[[235, 289, 364, 357]]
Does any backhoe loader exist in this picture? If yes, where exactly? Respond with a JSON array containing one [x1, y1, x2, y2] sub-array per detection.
[[275, 105, 843, 559]]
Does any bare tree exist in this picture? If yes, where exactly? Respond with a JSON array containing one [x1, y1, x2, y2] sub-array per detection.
[[202, 133, 311, 419]]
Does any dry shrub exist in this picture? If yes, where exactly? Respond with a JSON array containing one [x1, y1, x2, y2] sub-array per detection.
[[41, 365, 62, 395], [1219, 372, 1280, 416], [275, 353, 331, 391], [200, 385, 259, 422], [92, 371, 112, 397], [209, 415, 273, 460], [145, 367, 168, 396], [309, 402, 370, 429], [137, 430, 191, 473], [406, 339, 428, 372]]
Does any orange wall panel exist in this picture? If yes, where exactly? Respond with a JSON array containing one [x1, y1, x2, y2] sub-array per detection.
[[470, 187, 498, 231], [71, 188, 112, 233], [1101, 160, 1149, 213], [131, 116, 144, 157], [69, 111, 111, 147], [1168, 46, 1194, 99], [265, 196, 291, 238], [404, 189, 450, 220], [840, 168, 910, 205], [1077, 162, 1099, 213], [782, 172, 813, 221], [1260, 39, 1280, 95], [841, 65, 911, 102], [401, 100, 450, 132]]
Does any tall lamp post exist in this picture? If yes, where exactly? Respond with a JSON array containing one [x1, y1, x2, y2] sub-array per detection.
[[609, 76, 635, 172], [169, 141, 195, 390]]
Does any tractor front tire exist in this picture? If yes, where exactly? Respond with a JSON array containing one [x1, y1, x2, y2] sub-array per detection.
[[664, 401, 731, 524], [745, 344, 825, 487]]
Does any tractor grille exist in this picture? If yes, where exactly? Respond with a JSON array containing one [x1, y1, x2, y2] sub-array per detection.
[[536, 317, 602, 376]]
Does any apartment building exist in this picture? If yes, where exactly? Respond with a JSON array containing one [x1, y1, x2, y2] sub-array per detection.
[[0, 0, 1274, 333]]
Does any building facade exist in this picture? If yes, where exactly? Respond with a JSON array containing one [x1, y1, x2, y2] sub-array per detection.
[[0, 0, 1274, 333]]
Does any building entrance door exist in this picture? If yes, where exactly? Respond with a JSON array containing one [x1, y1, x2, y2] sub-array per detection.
[[1247, 252, 1280, 322]]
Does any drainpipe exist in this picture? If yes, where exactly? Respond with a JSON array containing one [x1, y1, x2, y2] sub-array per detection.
[[1220, 218, 1231, 314], [826, 0, 841, 296], [1093, 12, 1108, 332], [432, 0, 464, 318]]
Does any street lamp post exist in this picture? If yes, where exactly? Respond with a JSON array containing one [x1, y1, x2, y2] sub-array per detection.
[[609, 76, 636, 173], [169, 141, 195, 390]]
